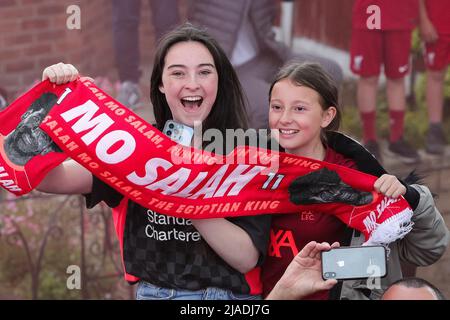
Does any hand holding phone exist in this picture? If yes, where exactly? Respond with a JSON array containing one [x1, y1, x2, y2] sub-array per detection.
[[321, 246, 387, 281], [267, 241, 340, 300]]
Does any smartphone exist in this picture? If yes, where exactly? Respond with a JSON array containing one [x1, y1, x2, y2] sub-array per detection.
[[162, 120, 194, 146], [321, 246, 387, 281]]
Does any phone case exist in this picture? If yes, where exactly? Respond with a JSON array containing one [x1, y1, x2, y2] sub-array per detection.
[[163, 120, 194, 146], [321, 246, 387, 281]]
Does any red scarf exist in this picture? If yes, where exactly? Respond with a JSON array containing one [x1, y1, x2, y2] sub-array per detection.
[[0, 79, 413, 245]]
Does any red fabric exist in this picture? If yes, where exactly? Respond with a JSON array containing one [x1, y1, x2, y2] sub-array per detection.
[[424, 35, 450, 70], [262, 148, 356, 299], [389, 110, 405, 142], [352, 0, 419, 31], [425, 0, 450, 35], [1, 79, 414, 247], [350, 29, 412, 78], [360, 111, 378, 143], [0, 82, 68, 195], [244, 267, 263, 295], [112, 198, 140, 283]]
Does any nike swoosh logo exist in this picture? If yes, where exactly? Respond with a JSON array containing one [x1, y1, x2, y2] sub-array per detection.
[[398, 65, 409, 73]]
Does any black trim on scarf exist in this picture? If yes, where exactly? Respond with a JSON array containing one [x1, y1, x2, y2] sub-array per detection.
[[327, 132, 420, 209], [326, 131, 387, 177]]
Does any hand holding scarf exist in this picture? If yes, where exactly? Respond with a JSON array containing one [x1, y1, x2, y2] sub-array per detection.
[[0, 79, 414, 246]]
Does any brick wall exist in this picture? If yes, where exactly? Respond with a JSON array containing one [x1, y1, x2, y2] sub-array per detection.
[[0, 0, 187, 100], [0, 0, 354, 100], [293, 0, 354, 51]]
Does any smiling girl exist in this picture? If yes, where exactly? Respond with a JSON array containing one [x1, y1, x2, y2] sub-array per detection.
[[260, 62, 445, 300], [36, 24, 271, 300]]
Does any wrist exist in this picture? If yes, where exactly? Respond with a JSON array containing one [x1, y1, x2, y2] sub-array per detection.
[[400, 181, 420, 210], [266, 283, 290, 300]]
